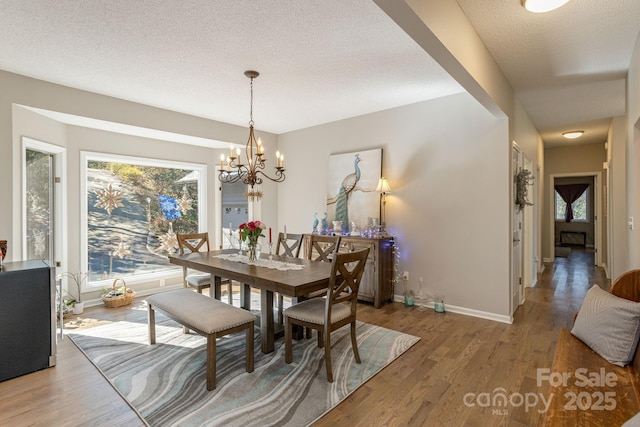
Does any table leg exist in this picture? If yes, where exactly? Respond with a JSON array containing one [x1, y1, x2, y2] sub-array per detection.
[[260, 289, 275, 353], [241, 284, 251, 310], [213, 276, 222, 300]]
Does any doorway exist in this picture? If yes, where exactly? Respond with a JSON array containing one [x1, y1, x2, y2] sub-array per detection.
[[213, 168, 251, 250], [549, 173, 602, 267]]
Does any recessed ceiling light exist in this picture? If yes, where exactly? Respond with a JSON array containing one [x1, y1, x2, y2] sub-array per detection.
[[562, 130, 584, 139], [522, 0, 570, 13]]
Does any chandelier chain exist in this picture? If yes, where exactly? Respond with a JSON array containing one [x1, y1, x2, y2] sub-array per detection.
[[249, 75, 254, 126]]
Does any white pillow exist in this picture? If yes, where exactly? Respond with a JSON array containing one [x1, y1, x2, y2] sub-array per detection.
[[571, 284, 640, 367]]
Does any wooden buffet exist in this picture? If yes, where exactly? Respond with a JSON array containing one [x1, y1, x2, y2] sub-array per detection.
[[304, 235, 395, 308]]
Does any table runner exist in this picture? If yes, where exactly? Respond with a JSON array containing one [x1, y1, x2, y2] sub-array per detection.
[[214, 253, 305, 271]]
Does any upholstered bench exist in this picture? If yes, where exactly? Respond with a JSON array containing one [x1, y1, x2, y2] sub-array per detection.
[[146, 288, 255, 390], [544, 271, 640, 426]]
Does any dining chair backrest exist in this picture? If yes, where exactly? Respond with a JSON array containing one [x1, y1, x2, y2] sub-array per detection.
[[177, 232, 210, 255], [307, 234, 341, 263], [275, 232, 303, 258], [326, 248, 370, 319]]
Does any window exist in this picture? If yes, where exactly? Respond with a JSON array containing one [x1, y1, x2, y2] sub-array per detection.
[[82, 153, 205, 287], [555, 188, 588, 222]]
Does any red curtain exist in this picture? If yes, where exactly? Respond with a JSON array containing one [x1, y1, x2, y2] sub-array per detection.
[[554, 184, 588, 222]]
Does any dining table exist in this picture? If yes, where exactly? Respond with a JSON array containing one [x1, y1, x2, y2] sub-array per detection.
[[168, 249, 332, 353]]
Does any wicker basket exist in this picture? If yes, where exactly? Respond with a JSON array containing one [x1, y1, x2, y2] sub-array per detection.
[[101, 278, 135, 308]]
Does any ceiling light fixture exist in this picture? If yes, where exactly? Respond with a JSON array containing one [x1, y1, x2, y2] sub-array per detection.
[[521, 0, 570, 13], [562, 130, 584, 139], [218, 70, 285, 201]]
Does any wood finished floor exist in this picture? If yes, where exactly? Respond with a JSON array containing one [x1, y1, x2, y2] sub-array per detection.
[[0, 247, 606, 426]]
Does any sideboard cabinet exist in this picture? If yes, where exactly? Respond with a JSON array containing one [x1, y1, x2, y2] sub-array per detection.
[[304, 235, 394, 308]]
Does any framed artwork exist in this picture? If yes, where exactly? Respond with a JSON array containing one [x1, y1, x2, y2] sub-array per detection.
[[327, 148, 382, 232]]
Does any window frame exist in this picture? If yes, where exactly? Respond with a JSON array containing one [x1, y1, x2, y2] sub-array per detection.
[[80, 151, 207, 289]]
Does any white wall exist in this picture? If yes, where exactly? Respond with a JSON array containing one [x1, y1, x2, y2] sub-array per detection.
[[628, 31, 640, 270], [279, 92, 512, 321], [609, 116, 628, 280]]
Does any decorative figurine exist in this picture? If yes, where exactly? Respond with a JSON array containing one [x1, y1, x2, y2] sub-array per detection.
[[321, 212, 329, 234]]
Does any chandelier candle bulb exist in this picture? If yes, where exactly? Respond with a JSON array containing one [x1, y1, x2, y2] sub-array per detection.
[[236, 148, 242, 165], [220, 154, 225, 170]]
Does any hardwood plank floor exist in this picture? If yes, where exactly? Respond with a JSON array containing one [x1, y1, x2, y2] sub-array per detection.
[[0, 248, 606, 426]]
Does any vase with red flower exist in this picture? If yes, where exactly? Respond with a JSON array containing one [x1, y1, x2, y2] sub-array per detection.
[[239, 220, 266, 262]]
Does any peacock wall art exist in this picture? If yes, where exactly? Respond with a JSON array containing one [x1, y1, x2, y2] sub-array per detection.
[[326, 148, 382, 233]]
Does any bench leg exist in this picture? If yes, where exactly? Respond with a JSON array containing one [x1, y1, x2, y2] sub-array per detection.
[[206, 334, 216, 390], [246, 321, 254, 373], [148, 304, 156, 345]]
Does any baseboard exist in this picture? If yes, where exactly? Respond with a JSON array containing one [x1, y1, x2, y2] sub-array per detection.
[[393, 295, 513, 324], [601, 263, 609, 278], [543, 257, 554, 263]]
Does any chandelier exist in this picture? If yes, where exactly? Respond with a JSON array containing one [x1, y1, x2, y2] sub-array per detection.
[[218, 70, 285, 200]]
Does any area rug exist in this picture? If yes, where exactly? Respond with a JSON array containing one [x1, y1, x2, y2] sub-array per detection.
[[555, 246, 571, 258], [68, 314, 419, 427]]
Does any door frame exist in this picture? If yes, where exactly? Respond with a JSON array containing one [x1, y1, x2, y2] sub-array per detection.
[[549, 172, 602, 266], [21, 137, 67, 268]]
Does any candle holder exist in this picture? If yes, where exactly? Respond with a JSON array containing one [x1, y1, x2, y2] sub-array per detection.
[[268, 242, 273, 260]]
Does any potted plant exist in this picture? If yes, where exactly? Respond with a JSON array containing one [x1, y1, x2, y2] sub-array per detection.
[[58, 271, 88, 314]]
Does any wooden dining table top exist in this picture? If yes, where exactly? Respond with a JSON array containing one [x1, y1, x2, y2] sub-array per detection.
[[169, 249, 332, 298], [168, 249, 333, 353]]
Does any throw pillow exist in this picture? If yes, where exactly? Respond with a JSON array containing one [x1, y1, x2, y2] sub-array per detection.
[[571, 284, 640, 367]]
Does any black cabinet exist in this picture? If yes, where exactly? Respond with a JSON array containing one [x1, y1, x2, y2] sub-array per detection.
[[0, 260, 57, 382]]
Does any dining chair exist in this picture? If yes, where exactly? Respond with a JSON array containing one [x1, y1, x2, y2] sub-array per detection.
[[306, 234, 341, 262], [176, 232, 233, 305], [275, 232, 304, 324], [284, 247, 370, 382], [300, 234, 343, 337]]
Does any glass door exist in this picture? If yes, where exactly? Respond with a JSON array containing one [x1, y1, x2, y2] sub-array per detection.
[[221, 179, 248, 249], [25, 149, 54, 262]]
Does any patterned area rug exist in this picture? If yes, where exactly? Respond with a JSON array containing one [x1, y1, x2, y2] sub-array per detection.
[[69, 314, 419, 427]]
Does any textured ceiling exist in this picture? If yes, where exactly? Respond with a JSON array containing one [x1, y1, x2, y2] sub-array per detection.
[[0, 0, 639, 147], [0, 0, 463, 135], [456, 0, 640, 147]]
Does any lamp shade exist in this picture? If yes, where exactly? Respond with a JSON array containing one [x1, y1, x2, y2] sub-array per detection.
[[376, 177, 392, 194]]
